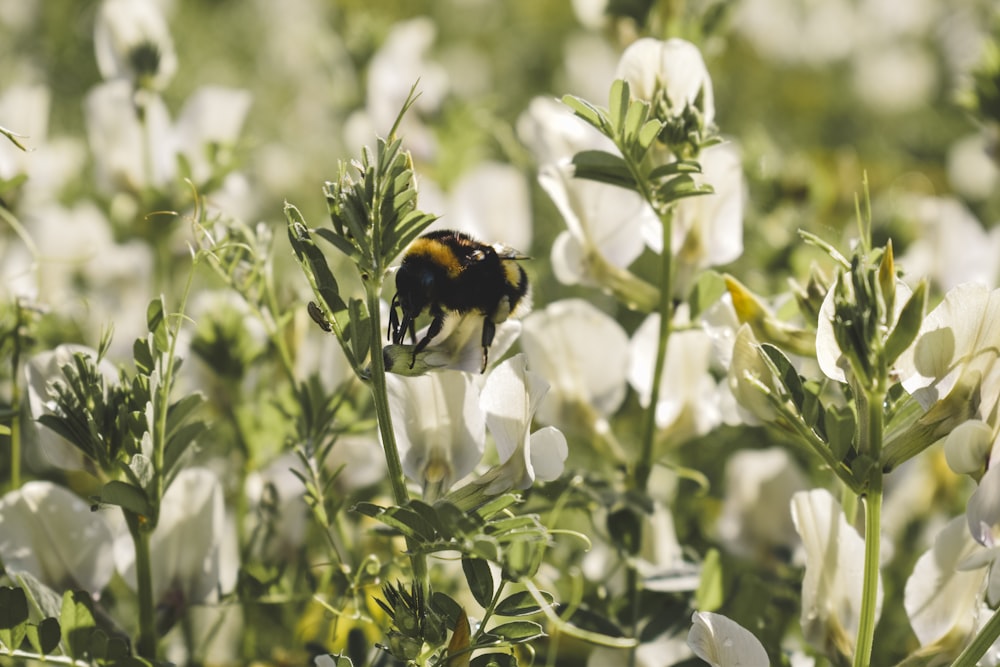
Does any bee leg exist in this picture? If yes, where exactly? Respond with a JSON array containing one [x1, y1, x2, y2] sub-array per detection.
[[411, 312, 446, 368], [480, 318, 496, 373]]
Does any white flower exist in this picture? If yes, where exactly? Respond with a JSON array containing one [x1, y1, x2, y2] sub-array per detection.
[[384, 310, 523, 376], [517, 95, 615, 168], [540, 159, 655, 289], [688, 611, 769, 667], [438, 161, 532, 254], [667, 142, 745, 288], [629, 309, 722, 438], [904, 516, 984, 650], [717, 448, 808, 557], [173, 86, 252, 186], [520, 299, 630, 430], [85, 80, 175, 193], [94, 0, 177, 90], [116, 467, 237, 607], [0, 481, 115, 592], [898, 196, 1000, 292], [791, 488, 882, 657], [244, 453, 309, 561], [615, 37, 715, 126], [478, 354, 568, 493], [898, 283, 1000, 416], [387, 370, 485, 497]]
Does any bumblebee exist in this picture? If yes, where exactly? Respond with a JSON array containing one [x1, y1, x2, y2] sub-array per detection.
[[389, 230, 530, 373]]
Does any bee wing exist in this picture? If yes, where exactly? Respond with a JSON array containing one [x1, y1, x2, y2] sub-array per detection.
[[491, 242, 530, 260]]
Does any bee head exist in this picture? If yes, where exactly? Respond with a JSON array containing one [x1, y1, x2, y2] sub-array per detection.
[[395, 262, 435, 315]]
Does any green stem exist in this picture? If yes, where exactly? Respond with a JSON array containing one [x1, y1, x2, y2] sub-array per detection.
[[854, 480, 881, 667], [129, 515, 157, 659], [633, 209, 674, 493], [952, 605, 1000, 667], [853, 385, 884, 667], [9, 303, 23, 490], [364, 281, 428, 588]]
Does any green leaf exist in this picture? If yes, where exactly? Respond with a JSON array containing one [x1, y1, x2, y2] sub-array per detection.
[[470, 653, 517, 667], [26, 616, 61, 655], [570, 150, 636, 190], [0, 586, 29, 651], [146, 297, 169, 354], [495, 590, 554, 617], [60, 590, 96, 660], [285, 210, 349, 322], [347, 297, 371, 365], [648, 159, 703, 180], [608, 78, 630, 136], [655, 174, 714, 203], [133, 336, 155, 376], [313, 655, 354, 667], [622, 97, 649, 146], [462, 557, 495, 609], [760, 343, 805, 411], [561, 94, 610, 133], [689, 270, 727, 319], [490, 620, 545, 643], [637, 118, 663, 151], [431, 592, 464, 629], [99, 480, 153, 518], [694, 548, 724, 612], [434, 500, 481, 538], [826, 404, 856, 460], [884, 279, 927, 367]]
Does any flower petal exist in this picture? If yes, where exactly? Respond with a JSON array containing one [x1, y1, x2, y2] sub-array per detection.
[[687, 611, 769, 667]]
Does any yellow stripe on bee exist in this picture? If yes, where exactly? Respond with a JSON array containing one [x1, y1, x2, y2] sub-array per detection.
[[409, 238, 464, 278], [502, 260, 525, 290]]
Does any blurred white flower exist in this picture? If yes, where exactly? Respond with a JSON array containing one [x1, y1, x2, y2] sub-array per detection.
[[517, 95, 614, 168], [791, 488, 882, 657], [345, 17, 447, 160], [717, 448, 809, 558], [520, 299, 630, 432], [851, 43, 937, 114], [733, 0, 857, 65], [94, 0, 177, 91], [629, 309, 723, 438], [0, 481, 115, 592], [905, 516, 986, 652], [947, 133, 1000, 202], [0, 83, 49, 182], [173, 86, 252, 186], [244, 453, 309, 561], [324, 434, 386, 492], [437, 161, 532, 253], [662, 142, 745, 289], [688, 611, 769, 667], [898, 196, 1000, 292], [85, 80, 175, 193], [386, 370, 485, 498], [636, 502, 702, 592], [562, 32, 619, 103], [478, 354, 568, 493], [25, 343, 121, 471], [615, 37, 715, 126], [117, 467, 237, 608], [587, 632, 691, 667]]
